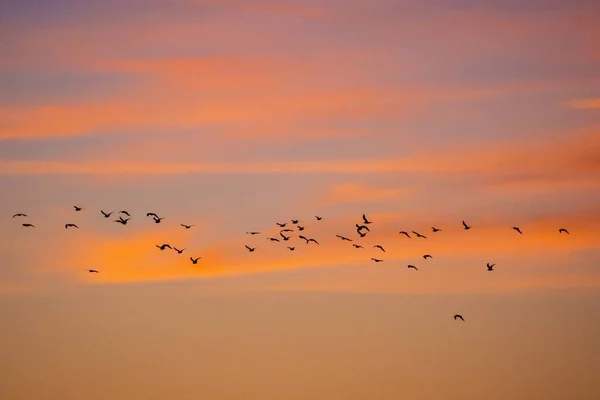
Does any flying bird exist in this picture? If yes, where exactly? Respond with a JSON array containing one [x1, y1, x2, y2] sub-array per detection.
[[511, 226, 523, 234], [353, 244, 363, 249], [315, 216, 323, 221], [267, 237, 280, 242], [153, 216, 164, 224], [423, 254, 432, 259], [190, 257, 201, 264], [299, 235, 309, 243], [280, 232, 290, 241], [297, 226, 305, 231], [156, 244, 172, 251], [245, 245, 256, 252], [371, 258, 383, 262], [22, 223, 35, 228], [276, 222, 287, 227], [181, 224, 194, 229], [462, 220, 471, 230], [101, 210, 113, 218], [374, 245, 385, 252], [146, 213, 159, 218], [280, 229, 294, 233], [88, 269, 99, 273], [356, 224, 370, 232], [454, 314, 465, 321], [291, 219, 299, 224], [362, 214, 372, 224], [119, 210, 131, 217], [287, 246, 295, 251], [487, 263, 495, 271], [246, 231, 261, 235], [412, 231, 427, 239], [399, 231, 411, 238], [65, 224, 79, 229], [559, 228, 570, 234], [407, 265, 418, 271], [307, 238, 319, 244], [336, 235, 352, 241], [173, 247, 185, 254], [431, 226, 441, 232], [114, 217, 130, 225], [73, 206, 82, 211], [12, 213, 27, 218], [358, 231, 367, 238]]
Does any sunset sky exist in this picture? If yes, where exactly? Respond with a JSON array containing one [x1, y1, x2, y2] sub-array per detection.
[[1, 0, 599, 399]]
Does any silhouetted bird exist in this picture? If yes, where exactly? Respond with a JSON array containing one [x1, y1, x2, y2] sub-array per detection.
[[287, 247, 295, 251], [336, 235, 352, 241], [291, 219, 299, 224], [246, 231, 261, 235], [101, 210, 113, 218], [22, 223, 35, 228], [146, 213, 159, 218], [362, 214, 372, 224], [190, 257, 201, 264], [315, 216, 323, 221], [119, 211, 131, 217], [267, 237, 280, 242], [512, 226, 523, 234], [374, 245, 385, 252], [358, 231, 367, 238], [307, 238, 319, 244], [356, 224, 370, 232], [181, 224, 194, 229], [297, 226, 305, 231], [276, 222, 287, 228], [153, 216, 164, 224], [299, 235, 309, 243], [371, 258, 383, 262], [114, 217, 130, 225], [407, 265, 418, 271], [245, 245, 256, 252], [156, 244, 172, 251], [174, 247, 185, 254], [412, 231, 427, 239], [423, 254, 432, 259], [88, 269, 99, 273], [432, 226, 441, 232], [462, 220, 471, 230], [280, 229, 293, 233], [559, 228, 570, 234], [399, 231, 411, 238], [74, 206, 82, 211], [280, 232, 290, 241], [353, 244, 363, 249], [487, 263, 495, 271], [65, 224, 79, 229], [454, 314, 464, 321], [12, 213, 27, 218]]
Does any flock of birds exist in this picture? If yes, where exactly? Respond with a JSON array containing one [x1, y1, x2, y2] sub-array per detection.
[[11, 207, 573, 323]]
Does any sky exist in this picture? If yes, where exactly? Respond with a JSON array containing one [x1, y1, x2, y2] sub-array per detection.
[[0, 0, 599, 399]]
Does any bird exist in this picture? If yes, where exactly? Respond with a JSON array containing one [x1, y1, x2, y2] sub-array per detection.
[[299, 235, 309, 243], [65, 224, 79, 229], [362, 214, 372, 224], [356, 224, 371, 232], [88, 269, 99, 273], [101, 210, 113, 218], [12, 213, 27, 218], [431, 226, 441, 232], [291, 219, 299, 224], [487, 263, 495, 271], [146, 212, 159, 218], [559, 228, 570, 234], [407, 265, 418, 271], [280, 232, 290, 241], [245, 245, 256, 252], [371, 258, 383, 262], [246, 231, 261, 235], [307, 238, 319, 244], [22, 223, 35, 228], [267, 237, 280, 242], [511, 226, 523, 234], [353, 244, 363, 249], [276, 222, 287, 228], [73, 206, 82, 211], [315, 216, 323, 220], [423, 254, 432, 259], [181, 224, 194, 229], [156, 244, 172, 251], [374, 245, 385, 252], [336, 235, 352, 241], [358, 231, 367, 238], [399, 231, 411, 238], [114, 217, 130, 225], [174, 247, 185, 254], [297, 226, 305, 231], [190, 257, 201, 264], [280, 229, 294, 233], [287, 246, 295, 251], [119, 210, 131, 217], [153, 216, 164, 224], [454, 314, 465, 321], [412, 231, 427, 239], [462, 220, 471, 230]]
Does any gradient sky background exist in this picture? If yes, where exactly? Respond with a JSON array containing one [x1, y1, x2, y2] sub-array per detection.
[[1, 0, 599, 399]]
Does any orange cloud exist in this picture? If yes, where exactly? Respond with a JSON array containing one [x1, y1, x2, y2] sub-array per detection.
[[564, 98, 600, 110]]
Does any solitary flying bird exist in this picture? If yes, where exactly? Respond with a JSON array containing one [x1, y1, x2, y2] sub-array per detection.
[[462, 220, 471, 230], [12, 213, 27, 218], [246, 231, 261, 235], [559, 228, 570, 234], [487, 263, 495, 271], [173, 247, 185, 254], [362, 214, 372, 224], [353, 244, 363, 249], [412, 231, 427, 239], [315, 216, 324, 221], [65, 224, 79, 229], [88, 269, 99, 273], [190, 257, 201, 264], [407, 265, 418, 271], [181, 224, 194, 229], [156, 244, 172, 251], [245, 245, 256, 252], [511, 226, 523, 234], [287, 246, 295, 251], [432, 226, 441, 232], [374, 245, 385, 252], [22, 223, 35, 228], [423, 254, 432, 259], [336, 235, 352, 241], [101, 210, 113, 218], [371, 258, 383, 262], [454, 314, 465, 321], [73, 206, 82, 211], [399, 231, 411, 238]]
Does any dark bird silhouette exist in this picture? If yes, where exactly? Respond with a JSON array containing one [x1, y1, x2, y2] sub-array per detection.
[[22, 223, 35, 228], [511, 226, 523, 234], [362, 214, 372, 224], [190, 257, 201, 264], [559, 228, 570, 234], [291, 219, 299, 224], [267, 237, 280, 242], [153, 216, 164, 224], [246, 231, 261, 235], [146, 212, 159, 218], [280, 229, 293, 233], [407, 264, 418, 271], [336, 235, 352, 241], [287, 246, 295, 251], [297, 226, 305, 231], [88, 269, 99, 273], [174, 247, 185, 254], [245, 245, 256, 252], [371, 258, 383, 262], [299, 235, 309, 243], [276, 222, 287, 228], [181, 224, 194, 229], [399, 231, 411, 238], [101, 210, 113, 218], [356, 224, 371, 232], [119, 210, 131, 217], [353, 244, 363, 249], [114, 217, 130, 225], [462, 220, 471, 230], [423, 254, 432, 259], [307, 238, 319, 244], [412, 231, 427, 239], [73, 206, 82, 211], [374, 245, 385, 252], [358, 231, 367, 238], [280, 232, 290, 241], [156, 244, 172, 251], [454, 314, 465, 321], [12, 213, 27, 218], [431, 226, 441, 232], [487, 263, 495, 271], [65, 223, 79, 229], [315, 216, 323, 220]]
